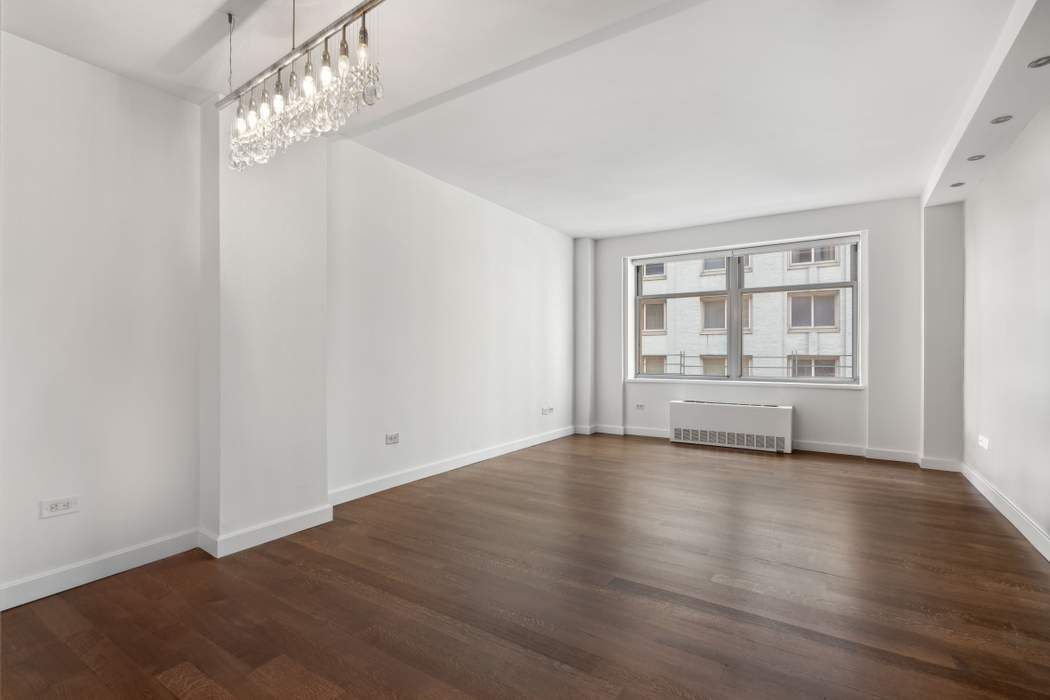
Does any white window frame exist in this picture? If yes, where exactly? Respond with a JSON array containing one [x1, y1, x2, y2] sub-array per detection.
[[642, 262, 666, 280], [700, 256, 727, 276], [631, 234, 860, 384], [789, 245, 838, 267], [701, 355, 728, 377], [788, 290, 839, 331], [699, 295, 728, 333], [640, 299, 666, 335], [790, 355, 840, 378]]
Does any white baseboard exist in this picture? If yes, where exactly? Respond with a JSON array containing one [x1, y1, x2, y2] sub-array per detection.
[[790, 440, 865, 456], [593, 424, 626, 436], [624, 425, 669, 438], [961, 463, 1050, 562], [329, 426, 575, 506], [863, 447, 919, 464], [202, 503, 333, 558], [1, 528, 198, 611], [574, 425, 595, 435], [919, 456, 961, 471]]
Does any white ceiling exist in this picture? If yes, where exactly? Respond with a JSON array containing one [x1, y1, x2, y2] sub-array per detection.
[[1, 0, 1022, 237], [354, 0, 1015, 236]]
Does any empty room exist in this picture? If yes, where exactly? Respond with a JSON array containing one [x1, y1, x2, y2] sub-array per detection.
[[2, 0, 1049, 697]]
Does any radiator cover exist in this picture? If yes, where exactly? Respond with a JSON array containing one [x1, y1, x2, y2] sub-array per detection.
[[669, 400, 793, 453]]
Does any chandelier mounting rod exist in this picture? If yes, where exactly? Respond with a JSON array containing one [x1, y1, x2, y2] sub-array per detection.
[[216, 0, 387, 109]]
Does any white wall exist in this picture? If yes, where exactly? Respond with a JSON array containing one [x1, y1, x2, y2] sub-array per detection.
[[963, 105, 1050, 558], [593, 197, 922, 460], [212, 113, 330, 549], [920, 202, 965, 468], [326, 141, 573, 502], [0, 33, 201, 606], [573, 238, 596, 431]]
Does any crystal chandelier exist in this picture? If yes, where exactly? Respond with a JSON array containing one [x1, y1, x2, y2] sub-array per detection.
[[220, 0, 386, 171]]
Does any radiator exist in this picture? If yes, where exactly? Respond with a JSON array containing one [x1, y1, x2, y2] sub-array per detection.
[[669, 400, 793, 453]]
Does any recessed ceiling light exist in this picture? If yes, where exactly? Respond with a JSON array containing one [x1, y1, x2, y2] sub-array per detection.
[[950, 182, 965, 188], [967, 154, 985, 161], [990, 115, 1013, 124], [1028, 56, 1050, 69]]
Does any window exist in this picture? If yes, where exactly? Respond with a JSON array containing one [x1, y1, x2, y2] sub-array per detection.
[[790, 356, 839, 378], [701, 296, 727, 332], [642, 262, 665, 279], [641, 300, 665, 334], [790, 245, 836, 266], [641, 355, 666, 374], [634, 236, 858, 383], [789, 292, 838, 329], [702, 355, 727, 376], [701, 257, 726, 274]]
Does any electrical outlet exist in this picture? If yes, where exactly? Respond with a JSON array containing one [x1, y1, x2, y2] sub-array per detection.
[[635, 403, 645, 410], [40, 496, 79, 519], [977, 434, 989, 450], [541, 407, 554, 415], [385, 432, 400, 445]]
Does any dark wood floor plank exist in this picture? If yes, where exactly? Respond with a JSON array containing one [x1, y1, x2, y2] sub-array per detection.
[[4, 435, 1050, 699]]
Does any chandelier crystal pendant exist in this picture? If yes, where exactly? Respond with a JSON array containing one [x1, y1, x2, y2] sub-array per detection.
[[221, 0, 386, 171]]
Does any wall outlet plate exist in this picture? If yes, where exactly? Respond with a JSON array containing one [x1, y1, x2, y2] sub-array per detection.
[[385, 432, 400, 445], [635, 403, 645, 410], [978, 434, 989, 450], [40, 496, 79, 519], [541, 407, 554, 415]]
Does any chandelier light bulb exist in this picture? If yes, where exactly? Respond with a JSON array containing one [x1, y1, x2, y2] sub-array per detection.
[[357, 15, 369, 66], [247, 93, 259, 130], [288, 67, 299, 103], [260, 85, 272, 121], [339, 25, 351, 76], [320, 39, 333, 89], [302, 52, 316, 97], [273, 71, 285, 114], [235, 101, 247, 135]]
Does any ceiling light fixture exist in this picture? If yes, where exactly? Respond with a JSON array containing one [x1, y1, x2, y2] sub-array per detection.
[[990, 115, 1013, 124], [950, 182, 965, 188], [966, 154, 985, 161], [1028, 55, 1050, 68], [220, 0, 387, 170]]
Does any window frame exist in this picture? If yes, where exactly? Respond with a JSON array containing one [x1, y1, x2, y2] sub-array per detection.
[[640, 299, 666, 335], [632, 235, 860, 384], [642, 262, 666, 280], [787, 290, 839, 331], [700, 256, 727, 276], [789, 245, 838, 268], [790, 355, 840, 378], [699, 295, 728, 333]]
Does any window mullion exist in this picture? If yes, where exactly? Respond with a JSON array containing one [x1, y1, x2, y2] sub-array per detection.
[[727, 256, 741, 379]]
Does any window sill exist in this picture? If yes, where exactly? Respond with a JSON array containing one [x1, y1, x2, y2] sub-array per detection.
[[626, 377, 865, 390]]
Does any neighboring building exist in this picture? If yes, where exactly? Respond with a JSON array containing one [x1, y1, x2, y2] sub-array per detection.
[[639, 244, 855, 379]]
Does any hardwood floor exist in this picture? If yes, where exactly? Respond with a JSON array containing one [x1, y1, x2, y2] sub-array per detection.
[[3, 434, 1050, 698]]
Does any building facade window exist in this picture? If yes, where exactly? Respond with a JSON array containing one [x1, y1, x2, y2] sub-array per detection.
[[788, 291, 838, 329], [701, 257, 726, 274], [634, 235, 859, 382], [641, 355, 666, 374], [641, 300, 665, 334], [701, 296, 727, 332], [642, 262, 665, 279], [702, 355, 727, 376], [790, 245, 836, 266], [790, 355, 839, 378]]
